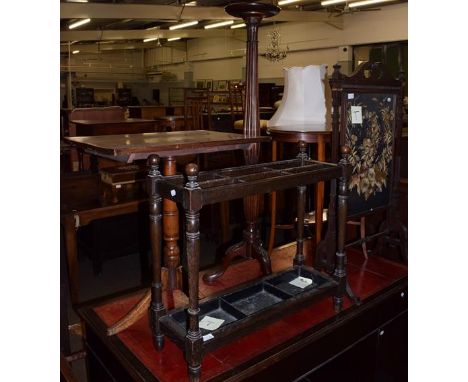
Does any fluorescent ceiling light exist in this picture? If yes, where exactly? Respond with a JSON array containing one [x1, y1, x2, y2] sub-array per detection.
[[186, 1, 197, 5], [146, 26, 159, 30], [68, 18, 91, 30], [321, 0, 346, 6], [169, 20, 198, 30], [143, 37, 159, 43], [167, 37, 181, 42], [349, 0, 395, 7], [231, 23, 246, 29], [204, 20, 234, 29], [278, 0, 301, 5], [66, 0, 88, 3], [72, 50, 80, 54]]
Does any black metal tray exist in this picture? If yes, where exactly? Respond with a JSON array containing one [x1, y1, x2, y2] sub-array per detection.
[[159, 266, 338, 350]]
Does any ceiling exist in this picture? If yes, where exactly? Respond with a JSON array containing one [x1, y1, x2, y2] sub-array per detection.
[[60, 0, 407, 52]]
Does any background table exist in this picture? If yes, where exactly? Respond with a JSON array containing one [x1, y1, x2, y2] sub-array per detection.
[[72, 118, 158, 136]]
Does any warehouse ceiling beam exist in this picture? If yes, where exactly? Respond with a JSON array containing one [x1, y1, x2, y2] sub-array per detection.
[[60, 3, 333, 23], [61, 28, 230, 42]]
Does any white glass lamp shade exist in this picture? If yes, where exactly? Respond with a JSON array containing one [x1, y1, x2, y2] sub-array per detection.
[[267, 64, 327, 132]]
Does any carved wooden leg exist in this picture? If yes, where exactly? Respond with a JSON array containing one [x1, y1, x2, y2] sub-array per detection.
[[162, 156, 183, 290], [184, 164, 204, 381], [294, 185, 306, 267], [333, 147, 360, 312], [148, 155, 166, 350], [333, 147, 350, 313], [107, 290, 151, 336], [106, 156, 167, 337], [202, 241, 246, 283]]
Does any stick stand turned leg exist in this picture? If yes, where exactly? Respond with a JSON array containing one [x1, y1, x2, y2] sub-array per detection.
[[184, 164, 204, 381], [147, 155, 166, 349], [203, 2, 280, 284], [294, 142, 308, 267], [333, 147, 360, 312]]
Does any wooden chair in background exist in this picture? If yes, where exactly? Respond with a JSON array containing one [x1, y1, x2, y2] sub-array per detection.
[[183, 89, 230, 242], [230, 82, 270, 133], [68, 106, 126, 171], [183, 88, 212, 131]]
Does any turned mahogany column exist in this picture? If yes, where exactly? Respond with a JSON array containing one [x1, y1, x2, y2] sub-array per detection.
[[203, 2, 280, 283], [162, 156, 182, 290]]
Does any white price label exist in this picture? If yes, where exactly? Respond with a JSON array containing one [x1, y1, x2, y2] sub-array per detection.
[[203, 333, 214, 342], [351, 106, 363, 124], [289, 276, 313, 289], [170, 189, 176, 196], [348, 93, 354, 100], [199, 316, 225, 331]]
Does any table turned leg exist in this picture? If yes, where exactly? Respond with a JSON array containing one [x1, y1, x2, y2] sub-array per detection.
[[162, 156, 183, 290], [184, 164, 204, 381]]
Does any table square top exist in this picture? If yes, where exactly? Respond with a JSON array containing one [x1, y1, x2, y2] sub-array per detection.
[[65, 130, 270, 162]]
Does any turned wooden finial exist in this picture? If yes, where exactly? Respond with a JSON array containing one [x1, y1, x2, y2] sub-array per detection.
[[297, 140, 308, 163], [147, 154, 161, 176], [332, 63, 342, 79], [340, 145, 350, 156], [185, 163, 199, 189], [339, 146, 351, 174]]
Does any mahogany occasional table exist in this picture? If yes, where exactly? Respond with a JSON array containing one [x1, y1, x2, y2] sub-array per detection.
[[65, 130, 269, 334]]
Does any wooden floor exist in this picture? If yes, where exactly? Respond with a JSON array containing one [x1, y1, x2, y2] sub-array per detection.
[[81, 242, 407, 382]]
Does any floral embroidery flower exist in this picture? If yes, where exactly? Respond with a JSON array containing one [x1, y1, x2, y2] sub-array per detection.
[[346, 95, 394, 200]]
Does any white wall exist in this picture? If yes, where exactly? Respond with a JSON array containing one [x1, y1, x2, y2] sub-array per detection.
[[156, 2, 407, 81], [60, 3, 407, 104]]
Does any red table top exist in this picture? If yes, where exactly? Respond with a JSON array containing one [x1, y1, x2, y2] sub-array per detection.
[[87, 243, 407, 382]]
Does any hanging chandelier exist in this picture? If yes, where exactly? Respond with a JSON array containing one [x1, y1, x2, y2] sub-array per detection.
[[264, 29, 289, 62]]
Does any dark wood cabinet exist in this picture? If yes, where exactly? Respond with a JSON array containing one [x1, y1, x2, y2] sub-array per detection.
[[117, 88, 132, 107], [75, 87, 94, 107]]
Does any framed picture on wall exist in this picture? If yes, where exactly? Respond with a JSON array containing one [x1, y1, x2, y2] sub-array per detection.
[[205, 80, 213, 91], [212, 80, 219, 91], [218, 80, 228, 91], [196, 80, 205, 89]]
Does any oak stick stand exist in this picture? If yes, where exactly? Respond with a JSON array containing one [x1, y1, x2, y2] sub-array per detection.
[[149, 145, 352, 381]]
